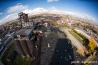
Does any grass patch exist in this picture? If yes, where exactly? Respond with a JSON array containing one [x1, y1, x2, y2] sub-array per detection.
[[69, 30, 84, 43]]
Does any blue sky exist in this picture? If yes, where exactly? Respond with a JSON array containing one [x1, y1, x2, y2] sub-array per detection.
[[0, 0, 98, 24]]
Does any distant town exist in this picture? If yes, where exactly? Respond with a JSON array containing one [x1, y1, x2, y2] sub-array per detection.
[[0, 12, 98, 65]]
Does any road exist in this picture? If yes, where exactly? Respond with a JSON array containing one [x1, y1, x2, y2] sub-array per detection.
[[0, 33, 15, 57], [60, 28, 88, 56], [40, 26, 75, 65], [49, 37, 75, 65]]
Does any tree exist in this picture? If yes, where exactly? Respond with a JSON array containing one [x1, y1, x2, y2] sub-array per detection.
[[14, 55, 32, 65], [88, 37, 96, 54]]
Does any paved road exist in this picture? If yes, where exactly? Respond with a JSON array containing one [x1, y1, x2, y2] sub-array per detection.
[[60, 28, 88, 56], [0, 33, 15, 57], [49, 38, 75, 65], [40, 31, 59, 65], [40, 26, 75, 65]]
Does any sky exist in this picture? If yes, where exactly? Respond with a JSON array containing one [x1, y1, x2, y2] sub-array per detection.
[[0, 0, 98, 24]]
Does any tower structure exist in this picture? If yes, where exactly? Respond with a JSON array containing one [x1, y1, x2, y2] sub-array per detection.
[[18, 12, 29, 28]]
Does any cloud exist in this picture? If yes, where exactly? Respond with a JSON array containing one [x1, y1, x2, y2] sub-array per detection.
[[7, 3, 27, 14], [23, 7, 48, 15], [0, 13, 18, 24], [47, 0, 59, 3], [0, 3, 28, 24], [0, 7, 49, 24], [0, 12, 3, 15], [0, 6, 97, 24], [22, 7, 97, 22], [63, 11, 96, 22]]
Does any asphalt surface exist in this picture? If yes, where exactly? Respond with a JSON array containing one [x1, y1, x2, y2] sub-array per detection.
[[60, 28, 88, 56], [49, 38, 75, 65], [40, 26, 75, 65]]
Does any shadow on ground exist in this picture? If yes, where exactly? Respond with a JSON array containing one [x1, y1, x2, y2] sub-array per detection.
[[49, 38, 75, 65]]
